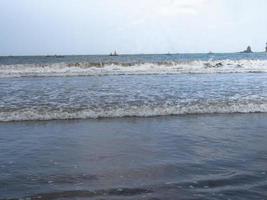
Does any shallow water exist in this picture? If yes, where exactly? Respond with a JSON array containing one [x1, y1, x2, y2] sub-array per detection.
[[1, 114, 267, 200], [1, 73, 267, 121]]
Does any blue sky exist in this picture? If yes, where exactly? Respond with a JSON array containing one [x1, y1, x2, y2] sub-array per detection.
[[1, 0, 267, 55]]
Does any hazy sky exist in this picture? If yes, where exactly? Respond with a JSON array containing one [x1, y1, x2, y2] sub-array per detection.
[[1, 0, 267, 55]]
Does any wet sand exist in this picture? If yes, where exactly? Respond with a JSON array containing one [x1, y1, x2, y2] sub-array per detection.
[[1, 114, 267, 200]]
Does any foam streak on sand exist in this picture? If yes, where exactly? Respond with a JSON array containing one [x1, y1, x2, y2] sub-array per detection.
[[1, 59, 267, 77]]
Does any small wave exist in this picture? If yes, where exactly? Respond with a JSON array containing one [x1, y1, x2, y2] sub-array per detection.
[[1, 101, 267, 122], [1, 60, 267, 77]]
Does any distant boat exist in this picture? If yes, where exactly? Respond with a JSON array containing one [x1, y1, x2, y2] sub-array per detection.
[[109, 51, 119, 56]]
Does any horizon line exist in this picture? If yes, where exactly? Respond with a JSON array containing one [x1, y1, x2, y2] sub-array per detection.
[[1, 51, 267, 57]]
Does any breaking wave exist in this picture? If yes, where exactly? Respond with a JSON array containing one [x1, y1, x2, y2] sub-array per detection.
[[1, 59, 267, 77], [1, 101, 267, 122]]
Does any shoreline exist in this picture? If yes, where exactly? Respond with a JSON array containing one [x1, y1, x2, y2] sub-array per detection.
[[0, 112, 267, 124]]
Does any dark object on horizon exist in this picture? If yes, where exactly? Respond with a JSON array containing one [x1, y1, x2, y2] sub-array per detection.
[[265, 42, 267, 53], [45, 55, 65, 58], [55, 55, 65, 58], [208, 51, 214, 54], [241, 46, 253, 53], [110, 51, 119, 56]]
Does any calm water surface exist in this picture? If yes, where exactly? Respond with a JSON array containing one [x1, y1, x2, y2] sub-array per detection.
[[1, 114, 267, 200]]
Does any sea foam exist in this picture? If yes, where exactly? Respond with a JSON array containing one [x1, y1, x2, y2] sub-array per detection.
[[1, 59, 267, 77], [1, 101, 266, 122]]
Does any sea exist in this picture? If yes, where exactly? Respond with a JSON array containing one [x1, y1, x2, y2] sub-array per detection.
[[0, 53, 267, 199]]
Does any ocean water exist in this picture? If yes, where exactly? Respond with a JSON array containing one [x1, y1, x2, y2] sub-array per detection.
[[1, 53, 267, 121], [0, 53, 267, 199], [1, 53, 267, 78]]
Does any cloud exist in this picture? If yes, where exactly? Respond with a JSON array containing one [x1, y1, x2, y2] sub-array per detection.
[[108, 0, 212, 18], [157, 0, 212, 16], [129, 0, 209, 18], [103, 0, 214, 34]]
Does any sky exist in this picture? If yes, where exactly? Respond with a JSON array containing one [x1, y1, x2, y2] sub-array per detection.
[[0, 0, 267, 56]]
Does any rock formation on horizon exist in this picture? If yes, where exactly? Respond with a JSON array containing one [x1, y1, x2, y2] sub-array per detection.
[[241, 46, 253, 53], [265, 43, 267, 53]]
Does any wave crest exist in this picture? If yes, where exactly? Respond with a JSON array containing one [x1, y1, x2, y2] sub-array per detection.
[[1, 59, 267, 77], [1, 101, 267, 122]]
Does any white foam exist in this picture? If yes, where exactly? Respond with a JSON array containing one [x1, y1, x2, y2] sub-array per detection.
[[1, 101, 267, 122], [1, 60, 267, 77]]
